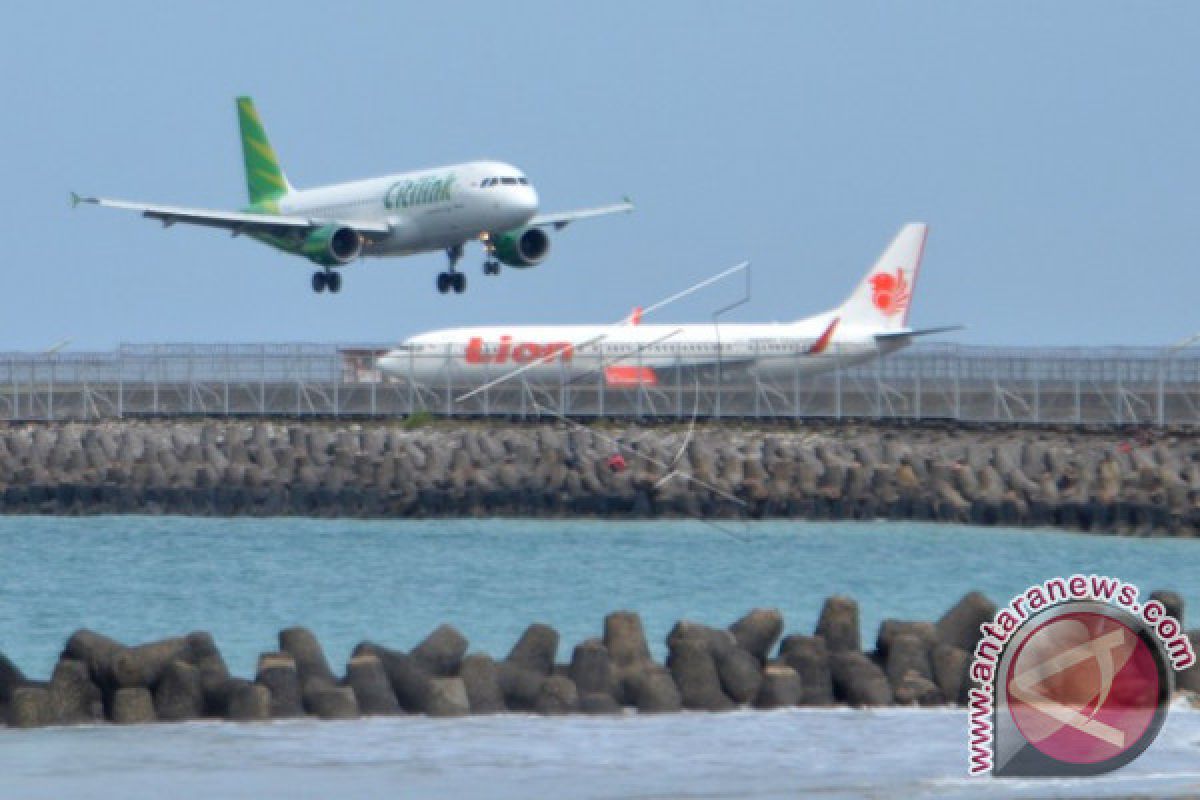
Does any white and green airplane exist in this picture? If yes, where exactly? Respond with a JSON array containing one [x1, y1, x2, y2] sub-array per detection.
[[74, 97, 634, 295]]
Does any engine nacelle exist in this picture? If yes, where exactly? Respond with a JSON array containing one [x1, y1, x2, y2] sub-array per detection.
[[493, 226, 550, 268], [302, 225, 362, 267]]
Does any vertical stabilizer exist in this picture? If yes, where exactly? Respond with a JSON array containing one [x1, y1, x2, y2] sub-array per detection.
[[834, 223, 928, 330], [236, 96, 292, 205]]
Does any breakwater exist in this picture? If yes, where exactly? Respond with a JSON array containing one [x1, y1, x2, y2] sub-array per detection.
[[4, 590, 1195, 728], [0, 420, 1197, 534]]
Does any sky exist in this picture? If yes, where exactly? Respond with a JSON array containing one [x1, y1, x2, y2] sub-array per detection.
[[6, 2, 1199, 350]]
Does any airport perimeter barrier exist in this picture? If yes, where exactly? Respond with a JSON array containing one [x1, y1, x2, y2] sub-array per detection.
[[0, 341, 1199, 426]]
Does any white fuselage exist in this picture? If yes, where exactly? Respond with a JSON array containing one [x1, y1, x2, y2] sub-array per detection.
[[278, 160, 538, 256], [376, 221, 938, 388], [377, 315, 904, 387]]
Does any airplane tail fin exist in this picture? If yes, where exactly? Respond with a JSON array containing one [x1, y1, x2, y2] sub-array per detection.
[[236, 96, 292, 205], [833, 223, 928, 331]]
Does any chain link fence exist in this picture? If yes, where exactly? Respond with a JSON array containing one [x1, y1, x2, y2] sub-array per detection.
[[0, 342, 1197, 425]]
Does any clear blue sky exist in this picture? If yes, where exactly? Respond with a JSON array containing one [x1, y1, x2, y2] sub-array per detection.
[[7, 2, 1198, 350]]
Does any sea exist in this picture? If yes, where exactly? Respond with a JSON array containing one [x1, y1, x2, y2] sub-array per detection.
[[0, 516, 1197, 799]]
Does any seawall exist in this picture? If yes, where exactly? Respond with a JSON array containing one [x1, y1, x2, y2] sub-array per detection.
[[3, 591, 1196, 727], [0, 419, 1197, 535]]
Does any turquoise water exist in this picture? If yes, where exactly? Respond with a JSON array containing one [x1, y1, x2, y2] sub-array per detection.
[[2, 516, 1199, 798], [0, 516, 1197, 678]]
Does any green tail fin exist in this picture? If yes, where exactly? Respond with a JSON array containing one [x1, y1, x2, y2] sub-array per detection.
[[236, 96, 291, 205]]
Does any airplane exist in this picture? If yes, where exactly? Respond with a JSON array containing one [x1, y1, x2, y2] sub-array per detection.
[[73, 97, 634, 295], [376, 223, 960, 388]]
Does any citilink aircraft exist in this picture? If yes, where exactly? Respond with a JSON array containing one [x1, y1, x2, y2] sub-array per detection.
[[74, 97, 633, 295]]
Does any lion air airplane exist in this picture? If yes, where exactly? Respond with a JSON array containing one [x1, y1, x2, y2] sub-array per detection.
[[73, 97, 633, 295], [377, 223, 959, 387]]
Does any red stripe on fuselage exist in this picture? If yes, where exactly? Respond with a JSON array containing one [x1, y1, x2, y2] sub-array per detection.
[[605, 366, 657, 386], [807, 317, 839, 355]]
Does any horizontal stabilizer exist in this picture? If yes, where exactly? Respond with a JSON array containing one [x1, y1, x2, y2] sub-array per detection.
[[875, 325, 964, 341]]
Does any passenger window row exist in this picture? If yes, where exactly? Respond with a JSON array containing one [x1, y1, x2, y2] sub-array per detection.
[[480, 176, 530, 188]]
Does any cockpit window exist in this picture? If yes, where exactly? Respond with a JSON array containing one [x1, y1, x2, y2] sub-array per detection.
[[517, 177, 529, 185], [501, 177, 517, 185]]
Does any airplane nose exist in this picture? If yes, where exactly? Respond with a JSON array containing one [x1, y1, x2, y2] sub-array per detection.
[[519, 186, 538, 216]]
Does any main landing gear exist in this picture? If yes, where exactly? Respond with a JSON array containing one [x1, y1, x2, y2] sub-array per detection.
[[437, 272, 465, 294], [311, 270, 342, 293], [438, 244, 467, 294], [483, 259, 501, 276]]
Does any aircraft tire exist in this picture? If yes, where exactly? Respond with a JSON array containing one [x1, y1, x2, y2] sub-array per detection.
[[311, 272, 327, 293], [437, 273, 450, 294], [327, 272, 342, 293], [453, 273, 466, 293]]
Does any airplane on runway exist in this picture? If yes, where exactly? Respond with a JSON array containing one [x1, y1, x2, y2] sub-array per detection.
[[73, 97, 633, 295], [377, 223, 960, 387]]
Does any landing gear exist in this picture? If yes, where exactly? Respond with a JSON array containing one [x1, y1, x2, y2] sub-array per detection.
[[436, 272, 465, 293], [311, 270, 342, 293], [438, 244, 467, 294], [483, 260, 501, 276]]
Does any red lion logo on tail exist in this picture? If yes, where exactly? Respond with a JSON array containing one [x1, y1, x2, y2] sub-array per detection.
[[869, 268, 911, 317]]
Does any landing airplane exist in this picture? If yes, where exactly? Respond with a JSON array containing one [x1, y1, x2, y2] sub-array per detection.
[[377, 223, 960, 387], [73, 97, 633, 295]]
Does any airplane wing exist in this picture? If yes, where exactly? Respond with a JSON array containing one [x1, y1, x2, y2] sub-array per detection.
[[71, 194, 391, 237], [529, 198, 634, 231]]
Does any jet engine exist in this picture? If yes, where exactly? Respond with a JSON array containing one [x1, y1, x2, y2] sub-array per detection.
[[493, 226, 550, 268], [302, 225, 362, 267]]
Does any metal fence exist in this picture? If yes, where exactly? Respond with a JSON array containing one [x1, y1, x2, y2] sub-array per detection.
[[1, 342, 1198, 425]]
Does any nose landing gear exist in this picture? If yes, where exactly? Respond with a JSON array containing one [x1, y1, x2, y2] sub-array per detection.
[[311, 270, 342, 293], [483, 260, 501, 276]]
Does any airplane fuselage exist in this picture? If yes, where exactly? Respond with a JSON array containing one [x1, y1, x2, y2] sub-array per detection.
[[378, 318, 901, 386], [376, 222, 946, 390], [272, 160, 538, 257]]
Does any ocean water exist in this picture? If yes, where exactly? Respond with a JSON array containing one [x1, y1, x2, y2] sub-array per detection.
[[1, 516, 1197, 678], [1, 516, 1199, 798]]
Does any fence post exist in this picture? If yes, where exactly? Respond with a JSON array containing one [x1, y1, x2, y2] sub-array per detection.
[[1080, 362, 1089, 424], [1157, 357, 1165, 427], [914, 367, 921, 420], [954, 351, 961, 420], [835, 349, 843, 420], [117, 352, 124, 419]]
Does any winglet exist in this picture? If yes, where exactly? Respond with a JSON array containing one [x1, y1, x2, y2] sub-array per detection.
[[70, 192, 81, 208]]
